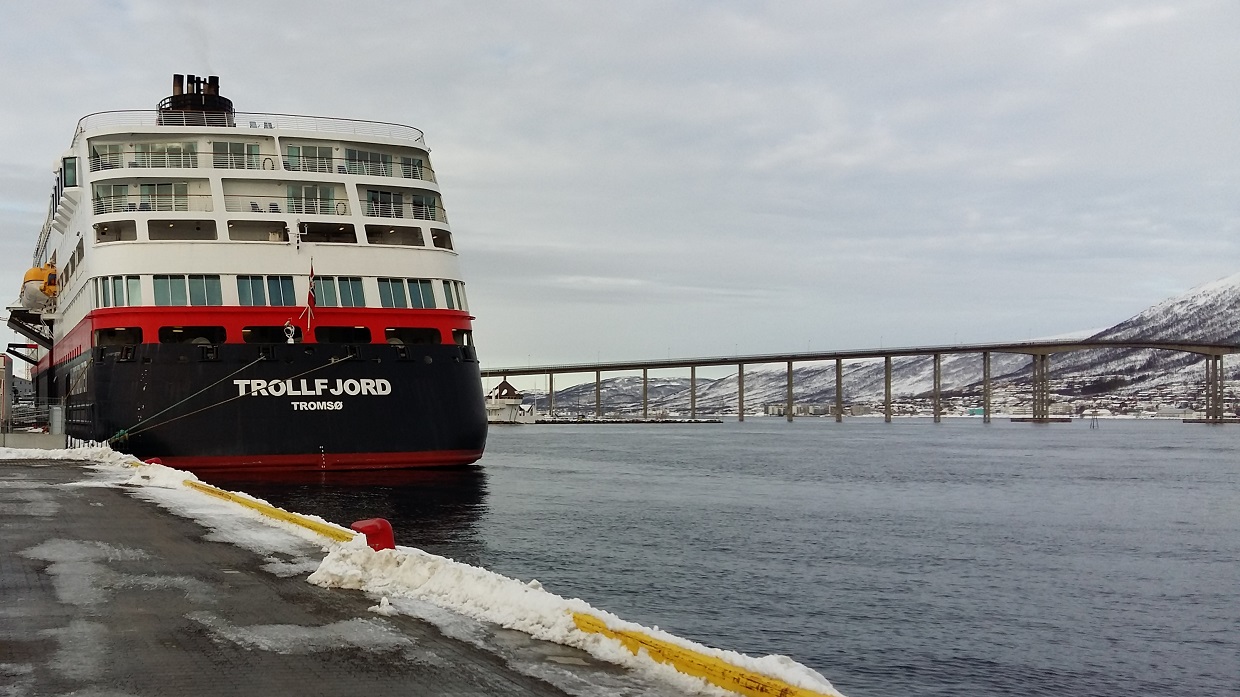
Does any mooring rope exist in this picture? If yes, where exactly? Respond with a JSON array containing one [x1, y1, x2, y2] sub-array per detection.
[[111, 356, 345, 443]]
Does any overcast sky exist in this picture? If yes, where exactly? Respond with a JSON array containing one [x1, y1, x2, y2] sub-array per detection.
[[1, 1, 1236, 371]]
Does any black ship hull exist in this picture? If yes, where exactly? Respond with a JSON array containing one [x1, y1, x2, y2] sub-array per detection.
[[57, 340, 488, 472]]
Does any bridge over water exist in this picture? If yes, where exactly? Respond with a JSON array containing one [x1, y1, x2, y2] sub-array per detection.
[[481, 339, 1240, 423]]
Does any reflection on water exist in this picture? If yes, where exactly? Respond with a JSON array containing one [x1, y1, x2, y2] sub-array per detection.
[[204, 466, 489, 565]]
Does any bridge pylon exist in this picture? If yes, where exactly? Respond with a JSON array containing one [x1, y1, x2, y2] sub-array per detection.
[[1204, 354, 1225, 422], [1031, 353, 1051, 420]]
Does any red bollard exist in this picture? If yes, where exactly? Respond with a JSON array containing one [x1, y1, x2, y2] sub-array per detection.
[[350, 518, 395, 551]]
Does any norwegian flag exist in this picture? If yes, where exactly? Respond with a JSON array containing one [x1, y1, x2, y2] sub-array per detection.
[[299, 262, 316, 330], [307, 263, 316, 310]]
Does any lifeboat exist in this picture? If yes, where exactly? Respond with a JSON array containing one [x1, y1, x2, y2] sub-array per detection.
[[19, 263, 57, 312]]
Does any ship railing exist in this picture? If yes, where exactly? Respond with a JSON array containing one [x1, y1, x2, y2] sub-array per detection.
[[92, 194, 214, 214], [89, 150, 284, 172], [283, 155, 437, 183], [88, 149, 437, 184], [88, 151, 200, 171], [363, 201, 448, 223], [224, 195, 350, 216], [75, 111, 426, 146]]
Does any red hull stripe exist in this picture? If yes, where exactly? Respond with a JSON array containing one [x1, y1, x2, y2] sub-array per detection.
[[41, 305, 475, 371], [155, 449, 484, 472]]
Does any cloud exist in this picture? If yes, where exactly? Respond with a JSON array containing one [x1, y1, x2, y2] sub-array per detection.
[[0, 0, 1237, 366]]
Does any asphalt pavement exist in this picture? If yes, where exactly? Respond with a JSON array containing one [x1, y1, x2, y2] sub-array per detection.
[[0, 458, 657, 697]]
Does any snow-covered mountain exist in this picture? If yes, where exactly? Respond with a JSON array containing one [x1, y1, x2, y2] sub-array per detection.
[[534, 274, 1240, 413]]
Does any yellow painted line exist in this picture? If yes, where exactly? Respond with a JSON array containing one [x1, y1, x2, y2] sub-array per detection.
[[573, 612, 836, 697], [183, 479, 356, 543]]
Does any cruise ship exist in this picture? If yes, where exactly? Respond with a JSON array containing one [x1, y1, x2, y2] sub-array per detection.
[[8, 74, 487, 471]]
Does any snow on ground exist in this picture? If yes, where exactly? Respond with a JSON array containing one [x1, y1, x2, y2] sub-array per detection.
[[2, 444, 844, 697]]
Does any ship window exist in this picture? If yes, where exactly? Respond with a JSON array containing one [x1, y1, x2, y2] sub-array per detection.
[[158, 326, 225, 344], [90, 144, 122, 171], [62, 157, 79, 188], [242, 325, 303, 343], [95, 181, 128, 213], [407, 279, 435, 308], [227, 220, 288, 242], [97, 278, 110, 307], [345, 149, 392, 176], [377, 278, 408, 308], [237, 275, 266, 306], [385, 328, 440, 345], [95, 327, 142, 346], [288, 184, 336, 215], [399, 156, 424, 180], [313, 277, 338, 307], [337, 277, 365, 307], [127, 276, 141, 305], [309, 276, 363, 307], [188, 275, 223, 306], [300, 221, 356, 243], [430, 229, 453, 250], [154, 275, 189, 306], [286, 145, 333, 173], [212, 142, 260, 169], [314, 326, 371, 344], [234, 275, 295, 306], [365, 224, 423, 246], [452, 330, 474, 347], [94, 220, 138, 243], [135, 142, 198, 168], [365, 189, 403, 217], [138, 182, 193, 212], [267, 276, 296, 306], [442, 280, 457, 310]]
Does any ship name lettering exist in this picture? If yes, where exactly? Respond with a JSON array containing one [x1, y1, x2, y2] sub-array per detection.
[[234, 378, 391, 397], [291, 401, 345, 411]]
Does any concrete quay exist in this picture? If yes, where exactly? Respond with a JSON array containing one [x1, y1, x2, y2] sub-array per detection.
[[0, 458, 674, 697]]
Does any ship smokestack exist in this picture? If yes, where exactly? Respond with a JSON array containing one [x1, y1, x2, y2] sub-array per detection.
[[158, 73, 234, 127]]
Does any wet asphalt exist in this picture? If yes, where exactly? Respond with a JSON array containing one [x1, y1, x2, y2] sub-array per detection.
[[0, 459, 663, 697]]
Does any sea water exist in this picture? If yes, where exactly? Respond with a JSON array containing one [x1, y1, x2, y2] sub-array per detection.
[[220, 419, 1240, 697]]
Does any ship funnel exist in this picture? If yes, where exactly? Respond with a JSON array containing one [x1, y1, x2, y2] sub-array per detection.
[[157, 73, 234, 126]]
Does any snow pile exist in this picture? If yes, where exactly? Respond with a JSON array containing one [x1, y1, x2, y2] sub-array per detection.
[[0, 444, 138, 467], [308, 541, 843, 696], [124, 461, 201, 488]]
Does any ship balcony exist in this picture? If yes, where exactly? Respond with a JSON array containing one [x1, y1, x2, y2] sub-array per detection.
[[90, 150, 283, 172], [362, 201, 448, 223], [283, 155, 437, 184], [89, 152, 202, 172], [93, 194, 213, 214], [88, 149, 436, 184], [224, 195, 350, 216]]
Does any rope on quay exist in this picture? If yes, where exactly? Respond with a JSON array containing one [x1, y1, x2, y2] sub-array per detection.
[[572, 612, 837, 697], [183, 480, 356, 543]]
